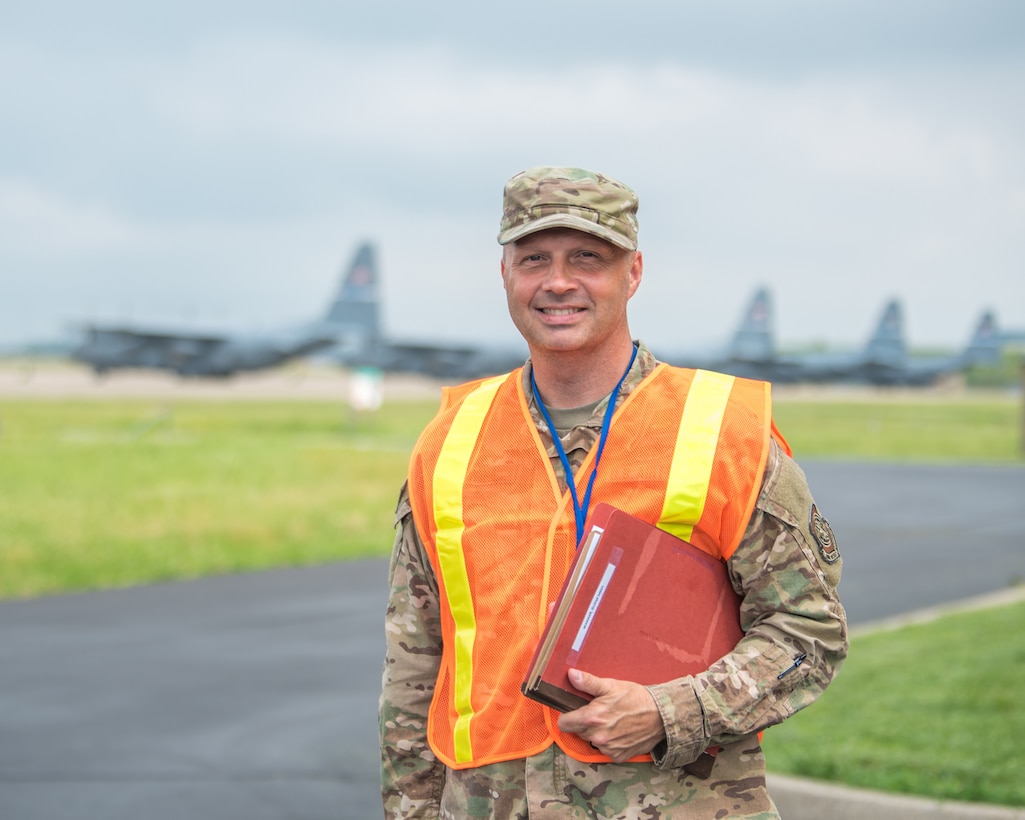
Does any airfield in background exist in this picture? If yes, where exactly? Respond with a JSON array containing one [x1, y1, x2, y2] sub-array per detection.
[[28, 242, 1019, 388], [0, 359, 439, 402], [0, 358, 1017, 404]]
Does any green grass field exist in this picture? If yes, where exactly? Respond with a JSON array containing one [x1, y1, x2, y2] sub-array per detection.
[[0, 398, 437, 599], [1, 392, 1020, 599], [771, 393, 1021, 462], [2, 390, 1023, 806], [763, 598, 1025, 807]]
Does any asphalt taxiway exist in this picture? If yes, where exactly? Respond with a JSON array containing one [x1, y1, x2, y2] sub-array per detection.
[[2, 460, 1024, 819]]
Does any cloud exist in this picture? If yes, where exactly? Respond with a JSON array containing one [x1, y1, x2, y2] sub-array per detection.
[[1, 15, 1023, 350], [0, 179, 149, 257], [142, 33, 1013, 190], [763, 85, 999, 186]]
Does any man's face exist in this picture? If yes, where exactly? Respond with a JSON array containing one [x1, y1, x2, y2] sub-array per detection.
[[500, 228, 642, 357]]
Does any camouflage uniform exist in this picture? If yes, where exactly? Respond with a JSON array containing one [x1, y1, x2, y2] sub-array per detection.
[[380, 342, 848, 819]]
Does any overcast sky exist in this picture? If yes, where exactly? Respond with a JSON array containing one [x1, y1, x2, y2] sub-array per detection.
[[3, 0, 1023, 356]]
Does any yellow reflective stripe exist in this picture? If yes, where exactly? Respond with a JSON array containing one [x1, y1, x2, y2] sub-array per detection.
[[432, 374, 506, 763], [660, 370, 735, 541]]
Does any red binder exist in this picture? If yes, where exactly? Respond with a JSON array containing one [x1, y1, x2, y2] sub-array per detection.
[[521, 503, 743, 775], [520, 502, 746, 779]]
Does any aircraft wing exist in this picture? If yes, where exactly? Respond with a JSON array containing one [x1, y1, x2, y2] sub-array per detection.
[[68, 242, 382, 378], [334, 337, 527, 379], [71, 325, 232, 374], [81, 324, 228, 345]]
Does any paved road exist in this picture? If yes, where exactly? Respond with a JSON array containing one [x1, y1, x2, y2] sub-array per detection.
[[2, 461, 1023, 820]]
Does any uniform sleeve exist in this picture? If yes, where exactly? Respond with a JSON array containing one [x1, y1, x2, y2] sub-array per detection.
[[379, 482, 446, 818], [647, 439, 849, 769]]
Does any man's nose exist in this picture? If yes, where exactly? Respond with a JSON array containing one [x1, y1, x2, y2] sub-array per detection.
[[543, 259, 576, 292]]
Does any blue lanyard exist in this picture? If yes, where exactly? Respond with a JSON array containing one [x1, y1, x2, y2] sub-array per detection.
[[531, 344, 638, 546]]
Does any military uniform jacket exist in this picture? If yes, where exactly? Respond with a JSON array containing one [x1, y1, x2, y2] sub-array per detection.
[[380, 342, 848, 819]]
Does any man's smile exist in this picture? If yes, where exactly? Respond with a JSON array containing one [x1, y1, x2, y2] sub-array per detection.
[[538, 307, 585, 316]]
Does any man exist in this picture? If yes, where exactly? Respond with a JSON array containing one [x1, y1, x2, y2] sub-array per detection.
[[380, 166, 848, 818]]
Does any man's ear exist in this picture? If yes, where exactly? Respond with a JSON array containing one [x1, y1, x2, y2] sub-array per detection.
[[628, 250, 643, 297]]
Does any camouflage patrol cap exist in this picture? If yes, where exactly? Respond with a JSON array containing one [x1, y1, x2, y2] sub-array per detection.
[[497, 166, 639, 251]]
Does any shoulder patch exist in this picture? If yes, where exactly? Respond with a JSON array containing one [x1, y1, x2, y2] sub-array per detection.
[[810, 504, 840, 564]]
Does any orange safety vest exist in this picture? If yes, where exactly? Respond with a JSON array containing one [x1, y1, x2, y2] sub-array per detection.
[[407, 363, 785, 770]]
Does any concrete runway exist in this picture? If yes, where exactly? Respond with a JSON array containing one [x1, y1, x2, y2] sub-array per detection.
[[2, 460, 1024, 820]]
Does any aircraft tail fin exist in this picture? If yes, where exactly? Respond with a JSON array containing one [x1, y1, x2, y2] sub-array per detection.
[[864, 300, 906, 366], [323, 242, 381, 339], [728, 287, 774, 362], [960, 310, 1001, 367]]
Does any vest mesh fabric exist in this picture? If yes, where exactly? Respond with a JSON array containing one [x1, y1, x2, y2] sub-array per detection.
[[407, 366, 774, 768]]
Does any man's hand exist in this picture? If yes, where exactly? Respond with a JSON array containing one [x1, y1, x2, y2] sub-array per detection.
[[556, 669, 666, 763]]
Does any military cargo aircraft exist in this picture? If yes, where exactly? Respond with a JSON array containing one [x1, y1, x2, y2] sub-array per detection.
[[327, 244, 528, 379], [658, 292, 1001, 386], [329, 250, 1002, 385], [767, 299, 907, 383], [70, 246, 376, 377], [70, 238, 1003, 385], [653, 287, 777, 379], [863, 309, 1002, 386], [767, 302, 1000, 385]]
